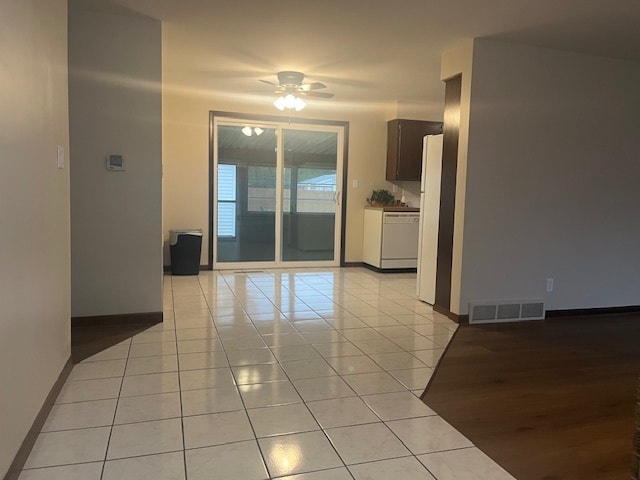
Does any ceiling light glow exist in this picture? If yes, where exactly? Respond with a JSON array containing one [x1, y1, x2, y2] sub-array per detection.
[[274, 93, 306, 112]]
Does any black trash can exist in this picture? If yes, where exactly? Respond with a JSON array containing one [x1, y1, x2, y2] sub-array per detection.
[[169, 229, 203, 275]]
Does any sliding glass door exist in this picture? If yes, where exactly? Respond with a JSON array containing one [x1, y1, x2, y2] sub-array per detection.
[[212, 117, 344, 269], [215, 124, 278, 263], [281, 129, 339, 262]]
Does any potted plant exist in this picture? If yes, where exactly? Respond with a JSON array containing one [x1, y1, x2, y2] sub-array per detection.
[[367, 189, 395, 206]]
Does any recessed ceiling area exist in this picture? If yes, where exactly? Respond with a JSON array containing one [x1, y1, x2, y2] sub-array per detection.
[[71, 0, 640, 111]]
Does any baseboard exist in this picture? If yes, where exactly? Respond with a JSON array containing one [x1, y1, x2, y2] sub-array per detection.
[[433, 304, 469, 325], [362, 263, 417, 274], [3, 357, 73, 480], [163, 264, 209, 273], [71, 311, 163, 327], [546, 305, 640, 320], [342, 262, 364, 267]]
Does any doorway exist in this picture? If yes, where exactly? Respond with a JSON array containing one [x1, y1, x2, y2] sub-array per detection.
[[209, 113, 347, 270]]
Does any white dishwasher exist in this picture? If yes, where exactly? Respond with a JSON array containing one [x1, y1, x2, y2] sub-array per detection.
[[363, 208, 420, 270]]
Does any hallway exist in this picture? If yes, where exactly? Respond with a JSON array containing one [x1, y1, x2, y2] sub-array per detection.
[[19, 268, 513, 479]]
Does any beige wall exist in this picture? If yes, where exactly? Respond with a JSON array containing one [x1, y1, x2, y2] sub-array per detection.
[[0, 1, 70, 475], [440, 39, 474, 315], [446, 39, 640, 314], [69, 7, 163, 316], [162, 30, 444, 266], [162, 88, 387, 264]]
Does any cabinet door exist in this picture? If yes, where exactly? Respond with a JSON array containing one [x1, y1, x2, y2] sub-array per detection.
[[386, 120, 443, 181], [386, 120, 401, 181], [396, 120, 428, 180]]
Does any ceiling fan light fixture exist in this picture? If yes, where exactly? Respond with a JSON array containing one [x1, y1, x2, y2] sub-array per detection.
[[274, 93, 306, 112], [284, 93, 297, 109], [274, 96, 286, 111], [263, 71, 330, 111], [294, 97, 306, 111]]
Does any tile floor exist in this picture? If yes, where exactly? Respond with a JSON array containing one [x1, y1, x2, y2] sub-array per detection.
[[20, 268, 515, 479]]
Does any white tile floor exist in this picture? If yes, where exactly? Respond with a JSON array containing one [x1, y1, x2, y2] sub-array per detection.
[[20, 268, 515, 479]]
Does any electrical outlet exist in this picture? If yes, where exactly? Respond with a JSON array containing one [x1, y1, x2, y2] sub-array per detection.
[[392, 184, 398, 193], [546, 278, 554, 292]]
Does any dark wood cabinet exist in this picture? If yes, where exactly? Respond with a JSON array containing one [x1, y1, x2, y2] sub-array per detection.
[[386, 119, 443, 181]]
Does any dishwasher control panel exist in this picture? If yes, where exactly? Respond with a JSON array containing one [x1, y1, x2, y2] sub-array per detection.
[[383, 213, 420, 224]]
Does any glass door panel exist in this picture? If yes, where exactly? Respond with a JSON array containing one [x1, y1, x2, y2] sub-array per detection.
[[281, 129, 338, 262], [216, 124, 277, 263]]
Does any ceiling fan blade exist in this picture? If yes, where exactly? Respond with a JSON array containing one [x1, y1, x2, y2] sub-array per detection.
[[301, 91, 334, 98], [254, 73, 334, 101], [245, 90, 280, 94], [259, 79, 280, 87], [300, 82, 327, 91]]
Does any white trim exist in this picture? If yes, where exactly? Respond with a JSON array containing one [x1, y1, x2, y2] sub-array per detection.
[[275, 126, 284, 263]]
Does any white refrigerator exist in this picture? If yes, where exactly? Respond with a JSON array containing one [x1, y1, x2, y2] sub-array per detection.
[[416, 134, 443, 304]]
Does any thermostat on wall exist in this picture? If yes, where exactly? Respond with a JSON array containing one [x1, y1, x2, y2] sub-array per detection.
[[106, 154, 126, 171]]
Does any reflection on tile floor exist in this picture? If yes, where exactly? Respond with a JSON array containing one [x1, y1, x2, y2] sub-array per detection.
[[20, 268, 515, 479]]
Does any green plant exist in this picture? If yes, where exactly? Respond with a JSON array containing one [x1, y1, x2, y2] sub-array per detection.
[[367, 189, 395, 206]]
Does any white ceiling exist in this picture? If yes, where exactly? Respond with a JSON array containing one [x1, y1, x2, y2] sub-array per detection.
[[74, 0, 640, 113]]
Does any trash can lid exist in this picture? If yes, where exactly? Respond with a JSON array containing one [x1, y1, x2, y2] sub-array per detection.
[[170, 229, 203, 245]]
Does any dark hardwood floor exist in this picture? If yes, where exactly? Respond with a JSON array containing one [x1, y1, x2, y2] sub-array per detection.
[[422, 314, 640, 480]]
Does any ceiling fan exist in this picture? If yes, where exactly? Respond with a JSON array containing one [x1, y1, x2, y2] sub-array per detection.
[[258, 71, 334, 98], [252, 71, 334, 111]]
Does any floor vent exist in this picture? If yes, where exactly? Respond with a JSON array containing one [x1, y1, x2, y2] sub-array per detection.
[[469, 299, 545, 324]]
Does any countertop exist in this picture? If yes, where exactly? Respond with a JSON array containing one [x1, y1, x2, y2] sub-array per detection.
[[364, 206, 420, 212]]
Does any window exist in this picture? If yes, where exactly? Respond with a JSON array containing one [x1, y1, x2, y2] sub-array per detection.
[[296, 168, 336, 213], [247, 166, 291, 212], [217, 164, 236, 237], [244, 166, 334, 214], [247, 166, 275, 213]]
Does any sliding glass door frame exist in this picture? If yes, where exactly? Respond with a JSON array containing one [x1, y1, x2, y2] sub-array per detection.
[[208, 111, 349, 270]]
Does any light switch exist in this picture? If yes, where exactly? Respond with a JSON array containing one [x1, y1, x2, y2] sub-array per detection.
[[56, 145, 65, 169], [352, 179, 359, 188]]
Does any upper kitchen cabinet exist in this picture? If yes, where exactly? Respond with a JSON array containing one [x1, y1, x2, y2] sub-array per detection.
[[386, 119, 443, 181]]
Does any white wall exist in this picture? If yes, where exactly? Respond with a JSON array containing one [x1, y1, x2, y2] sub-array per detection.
[[452, 39, 640, 314], [0, 1, 70, 475], [162, 26, 444, 266], [69, 7, 163, 316]]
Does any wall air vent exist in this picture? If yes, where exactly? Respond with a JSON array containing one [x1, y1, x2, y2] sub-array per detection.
[[469, 299, 545, 324]]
